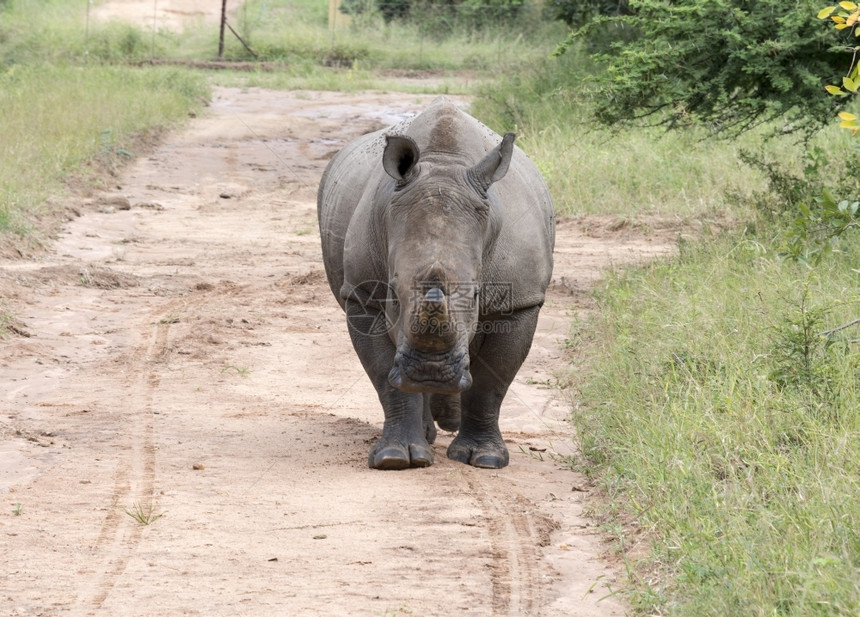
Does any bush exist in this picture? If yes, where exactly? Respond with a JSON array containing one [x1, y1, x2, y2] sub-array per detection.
[[559, 0, 847, 137]]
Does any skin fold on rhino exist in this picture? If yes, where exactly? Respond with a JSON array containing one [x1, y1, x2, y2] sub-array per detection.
[[317, 96, 555, 470]]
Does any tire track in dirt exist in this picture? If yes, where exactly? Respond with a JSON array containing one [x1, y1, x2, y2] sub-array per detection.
[[467, 474, 550, 616], [73, 289, 222, 612], [74, 307, 174, 612]]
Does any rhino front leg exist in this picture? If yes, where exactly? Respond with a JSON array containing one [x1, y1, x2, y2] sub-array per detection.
[[447, 306, 541, 469], [345, 299, 434, 469]]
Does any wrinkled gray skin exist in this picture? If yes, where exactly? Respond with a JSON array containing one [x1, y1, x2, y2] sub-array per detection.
[[317, 97, 555, 470]]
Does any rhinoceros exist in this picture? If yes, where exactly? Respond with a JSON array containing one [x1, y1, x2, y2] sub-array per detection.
[[317, 97, 555, 470]]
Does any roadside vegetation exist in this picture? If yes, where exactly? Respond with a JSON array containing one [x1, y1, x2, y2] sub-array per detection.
[[0, 65, 207, 238], [570, 232, 860, 615], [2, 0, 859, 614], [0, 1, 208, 244]]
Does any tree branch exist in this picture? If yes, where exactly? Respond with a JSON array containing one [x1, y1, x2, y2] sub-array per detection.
[[820, 318, 860, 338]]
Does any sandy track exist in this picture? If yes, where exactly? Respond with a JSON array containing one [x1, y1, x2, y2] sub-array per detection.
[[90, 0, 226, 32], [0, 88, 674, 616]]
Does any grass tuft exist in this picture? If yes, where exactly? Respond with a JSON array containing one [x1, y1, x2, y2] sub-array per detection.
[[124, 502, 165, 526]]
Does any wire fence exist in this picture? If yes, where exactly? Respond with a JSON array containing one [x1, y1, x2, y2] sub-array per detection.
[[77, 0, 549, 66]]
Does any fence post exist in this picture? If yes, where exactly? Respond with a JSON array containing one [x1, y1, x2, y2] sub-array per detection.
[[218, 0, 227, 59], [151, 0, 157, 58]]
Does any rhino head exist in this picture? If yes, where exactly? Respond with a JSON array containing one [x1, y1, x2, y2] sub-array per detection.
[[380, 131, 515, 395]]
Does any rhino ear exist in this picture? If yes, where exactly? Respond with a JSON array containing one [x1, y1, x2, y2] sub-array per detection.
[[470, 132, 515, 194], [383, 135, 420, 183]]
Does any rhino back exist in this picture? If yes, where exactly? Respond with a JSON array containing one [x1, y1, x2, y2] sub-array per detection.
[[483, 148, 555, 312], [317, 127, 389, 306]]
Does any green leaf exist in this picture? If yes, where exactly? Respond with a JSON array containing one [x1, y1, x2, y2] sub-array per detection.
[[826, 84, 847, 95], [819, 5, 837, 18], [842, 76, 859, 92]]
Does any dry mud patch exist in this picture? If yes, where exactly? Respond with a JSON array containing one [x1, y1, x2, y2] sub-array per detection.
[[0, 88, 677, 616]]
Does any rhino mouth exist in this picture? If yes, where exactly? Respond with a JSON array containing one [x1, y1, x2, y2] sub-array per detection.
[[388, 344, 472, 394]]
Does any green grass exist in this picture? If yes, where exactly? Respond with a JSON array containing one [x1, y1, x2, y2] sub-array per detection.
[[124, 502, 165, 525], [203, 65, 472, 95], [567, 232, 860, 615], [0, 63, 207, 237], [0, 311, 13, 338]]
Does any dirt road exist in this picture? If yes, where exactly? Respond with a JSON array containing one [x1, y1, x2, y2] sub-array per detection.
[[90, 0, 225, 32], [0, 88, 674, 616]]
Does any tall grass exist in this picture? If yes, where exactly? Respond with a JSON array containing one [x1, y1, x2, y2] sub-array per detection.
[[567, 232, 860, 615], [0, 64, 207, 236], [0, 0, 171, 65]]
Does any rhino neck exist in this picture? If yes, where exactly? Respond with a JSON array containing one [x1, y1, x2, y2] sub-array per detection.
[[479, 201, 503, 282]]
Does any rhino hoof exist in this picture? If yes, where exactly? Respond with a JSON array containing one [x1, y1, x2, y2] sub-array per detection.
[[369, 442, 434, 470], [470, 453, 508, 469], [447, 438, 509, 469]]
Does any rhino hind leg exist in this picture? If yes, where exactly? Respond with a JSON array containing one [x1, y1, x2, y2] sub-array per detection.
[[428, 393, 461, 432], [422, 396, 438, 444], [447, 307, 541, 469]]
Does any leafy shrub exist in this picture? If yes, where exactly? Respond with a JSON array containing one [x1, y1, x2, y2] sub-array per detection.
[[558, 0, 847, 137]]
